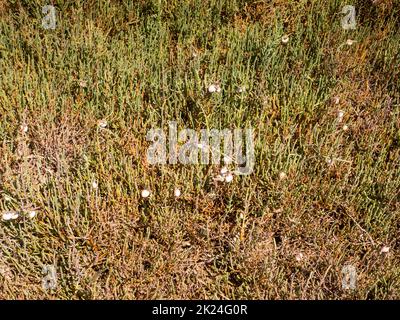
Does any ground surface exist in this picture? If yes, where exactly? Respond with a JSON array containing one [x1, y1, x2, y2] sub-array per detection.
[[0, 0, 399, 299]]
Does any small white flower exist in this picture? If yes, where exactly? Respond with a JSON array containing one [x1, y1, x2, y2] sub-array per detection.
[[343, 124, 349, 131], [92, 180, 98, 189], [2, 211, 19, 221], [338, 110, 345, 121], [4, 195, 12, 201], [239, 212, 244, 220], [326, 157, 334, 166], [208, 84, 217, 93], [237, 86, 245, 93], [98, 119, 108, 128], [334, 97, 340, 105], [295, 252, 304, 261], [21, 124, 28, 133], [208, 84, 221, 93], [141, 189, 150, 198], [27, 211, 37, 219], [380, 246, 390, 254], [220, 166, 229, 175], [181, 240, 191, 248], [281, 35, 289, 44], [197, 143, 205, 149], [346, 39, 355, 46], [279, 172, 287, 180], [79, 80, 87, 88], [214, 175, 225, 182], [174, 188, 181, 197], [225, 173, 234, 183]]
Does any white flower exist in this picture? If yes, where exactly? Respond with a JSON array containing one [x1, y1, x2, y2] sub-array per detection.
[[220, 166, 228, 175], [79, 80, 87, 88], [4, 195, 12, 201], [92, 180, 98, 189], [21, 124, 28, 133], [343, 124, 349, 131], [214, 175, 225, 182], [239, 212, 244, 220], [279, 172, 287, 180], [208, 192, 217, 199], [380, 246, 390, 254], [208, 84, 221, 93], [281, 35, 289, 44], [27, 211, 37, 219], [197, 143, 204, 149], [2, 211, 19, 221], [326, 157, 334, 166], [346, 39, 355, 46], [141, 189, 150, 198], [338, 110, 345, 121], [98, 119, 108, 128], [225, 173, 234, 183], [295, 252, 304, 261], [237, 86, 245, 93], [174, 188, 181, 197], [334, 97, 340, 105], [208, 84, 217, 93]]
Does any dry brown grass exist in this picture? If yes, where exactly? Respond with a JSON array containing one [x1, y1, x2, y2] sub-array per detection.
[[0, 0, 399, 299]]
